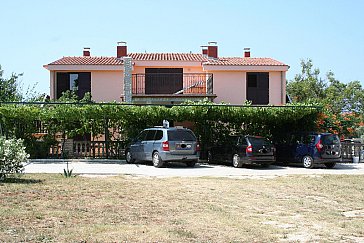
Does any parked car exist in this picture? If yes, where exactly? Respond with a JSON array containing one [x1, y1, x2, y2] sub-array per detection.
[[275, 132, 341, 169], [207, 135, 276, 168], [125, 127, 200, 168]]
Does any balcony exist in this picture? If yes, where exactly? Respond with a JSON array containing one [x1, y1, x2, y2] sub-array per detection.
[[131, 73, 215, 103]]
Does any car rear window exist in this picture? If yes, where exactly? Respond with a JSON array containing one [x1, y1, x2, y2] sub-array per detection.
[[321, 134, 340, 145], [167, 130, 196, 141], [247, 137, 272, 146]]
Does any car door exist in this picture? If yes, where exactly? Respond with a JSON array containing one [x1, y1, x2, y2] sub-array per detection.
[[130, 130, 148, 160], [142, 130, 157, 161], [295, 135, 312, 162], [319, 134, 341, 159]]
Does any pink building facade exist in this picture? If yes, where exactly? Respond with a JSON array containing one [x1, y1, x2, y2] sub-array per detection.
[[44, 42, 289, 105]]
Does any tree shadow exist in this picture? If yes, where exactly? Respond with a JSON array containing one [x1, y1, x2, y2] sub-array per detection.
[[0, 177, 43, 184]]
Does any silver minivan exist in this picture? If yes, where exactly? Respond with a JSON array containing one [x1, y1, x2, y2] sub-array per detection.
[[125, 127, 200, 167]]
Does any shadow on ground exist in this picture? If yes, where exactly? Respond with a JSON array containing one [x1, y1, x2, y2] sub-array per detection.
[[0, 177, 43, 184]]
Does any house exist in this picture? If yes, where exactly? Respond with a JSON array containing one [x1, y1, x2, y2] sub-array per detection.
[[43, 42, 289, 105]]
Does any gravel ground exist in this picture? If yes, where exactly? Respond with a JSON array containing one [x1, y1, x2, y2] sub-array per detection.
[[23, 159, 364, 178]]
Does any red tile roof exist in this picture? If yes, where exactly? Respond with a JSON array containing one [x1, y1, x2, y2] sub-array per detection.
[[48, 56, 123, 65], [47, 54, 287, 66], [204, 57, 287, 66], [128, 53, 208, 62]]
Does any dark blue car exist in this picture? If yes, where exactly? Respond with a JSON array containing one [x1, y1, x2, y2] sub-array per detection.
[[275, 133, 341, 168]]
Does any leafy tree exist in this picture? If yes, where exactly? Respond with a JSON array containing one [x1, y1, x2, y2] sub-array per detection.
[[288, 59, 364, 138], [287, 59, 326, 103], [0, 65, 22, 102]]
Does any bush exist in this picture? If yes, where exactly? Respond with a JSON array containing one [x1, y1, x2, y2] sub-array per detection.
[[0, 137, 29, 179]]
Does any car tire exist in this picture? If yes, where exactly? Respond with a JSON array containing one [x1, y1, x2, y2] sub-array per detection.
[[125, 149, 135, 164], [232, 153, 243, 168], [325, 162, 336, 169], [186, 160, 197, 167], [152, 151, 164, 168], [302, 155, 314, 169]]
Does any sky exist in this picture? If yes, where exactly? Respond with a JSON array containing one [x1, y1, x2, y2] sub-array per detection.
[[0, 0, 363, 95]]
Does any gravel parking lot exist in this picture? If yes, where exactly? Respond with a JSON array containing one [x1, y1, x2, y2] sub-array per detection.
[[24, 159, 364, 178]]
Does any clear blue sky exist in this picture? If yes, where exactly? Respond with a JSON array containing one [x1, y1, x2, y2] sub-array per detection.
[[0, 0, 363, 95]]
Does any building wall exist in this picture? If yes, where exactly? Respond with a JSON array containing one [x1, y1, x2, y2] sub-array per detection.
[[91, 71, 124, 102], [212, 71, 246, 104], [212, 70, 286, 105], [50, 71, 55, 99], [269, 71, 286, 105]]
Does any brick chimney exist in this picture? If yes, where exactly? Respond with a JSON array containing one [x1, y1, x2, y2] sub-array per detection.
[[201, 46, 208, 56], [244, 48, 251, 58], [207, 42, 218, 58], [117, 41, 127, 58], [83, 47, 90, 56]]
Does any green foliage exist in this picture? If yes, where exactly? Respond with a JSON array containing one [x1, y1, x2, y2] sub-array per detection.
[[63, 165, 73, 178], [0, 137, 29, 179], [287, 59, 364, 138], [0, 102, 321, 158], [0, 65, 22, 102], [287, 59, 326, 103]]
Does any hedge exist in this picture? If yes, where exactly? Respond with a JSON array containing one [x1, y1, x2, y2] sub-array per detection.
[[0, 101, 321, 158]]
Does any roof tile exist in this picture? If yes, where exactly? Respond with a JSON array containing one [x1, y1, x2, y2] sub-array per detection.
[[48, 56, 123, 65], [204, 57, 287, 66], [128, 53, 208, 62], [47, 54, 287, 66]]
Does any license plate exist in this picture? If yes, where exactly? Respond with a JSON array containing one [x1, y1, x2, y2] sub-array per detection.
[[176, 143, 192, 150]]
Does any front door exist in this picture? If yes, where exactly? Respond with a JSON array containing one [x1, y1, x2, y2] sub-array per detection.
[[145, 68, 183, 94], [246, 72, 269, 105]]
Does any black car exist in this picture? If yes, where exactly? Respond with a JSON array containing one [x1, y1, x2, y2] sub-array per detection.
[[207, 135, 276, 168], [275, 132, 341, 168]]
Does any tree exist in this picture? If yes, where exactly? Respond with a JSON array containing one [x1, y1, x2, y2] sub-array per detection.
[[287, 59, 326, 103], [0, 65, 22, 102], [288, 59, 364, 138]]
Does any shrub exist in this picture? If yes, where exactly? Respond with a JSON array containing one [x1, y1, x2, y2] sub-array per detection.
[[0, 136, 29, 179]]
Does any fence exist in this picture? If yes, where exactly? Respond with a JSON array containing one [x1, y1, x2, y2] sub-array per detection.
[[47, 140, 126, 159], [341, 141, 364, 163]]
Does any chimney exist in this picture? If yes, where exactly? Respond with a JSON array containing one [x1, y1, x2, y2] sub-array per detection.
[[201, 46, 208, 56], [117, 41, 127, 58], [207, 42, 218, 58], [244, 48, 251, 58], [83, 47, 90, 56]]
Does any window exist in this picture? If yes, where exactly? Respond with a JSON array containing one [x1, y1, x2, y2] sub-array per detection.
[[70, 74, 79, 91], [145, 68, 183, 94], [247, 74, 257, 88], [167, 130, 196, 141], [136, 131, 148, 142], [246, 72, 269, 105], [145, 130, 157, 141], [154, 130, 163, 140], [56, 72, 91, 99]]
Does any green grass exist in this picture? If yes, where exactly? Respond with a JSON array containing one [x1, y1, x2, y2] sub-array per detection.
[[1, 174, 364, 242]]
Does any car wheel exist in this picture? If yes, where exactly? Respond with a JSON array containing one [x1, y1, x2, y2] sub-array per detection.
[[125, 149, 135, 164], [302, 155, 314, 169], [232, 153, 243, 168], [325, 162, 336, 169], [186, 160, 197, 167], [152, 151, 164, 168]]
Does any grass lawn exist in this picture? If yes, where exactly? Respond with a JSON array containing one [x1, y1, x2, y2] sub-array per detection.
[[1, 174, 364, 242]]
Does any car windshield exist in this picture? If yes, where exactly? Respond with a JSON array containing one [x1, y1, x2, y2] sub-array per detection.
[[167, 130, 196, 141], [248, 137, 272, 146], [321, 134, 340, 145]]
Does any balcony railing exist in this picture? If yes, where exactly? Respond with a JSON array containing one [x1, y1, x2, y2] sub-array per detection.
[[132, 73, 213, 95]]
